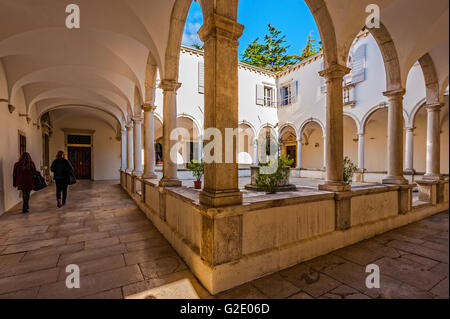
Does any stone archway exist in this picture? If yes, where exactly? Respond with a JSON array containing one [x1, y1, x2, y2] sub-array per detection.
[[343, 114, 359, 166], [364, 108, 390, 172], [299, 121, 325, 170], [279, 125, 298, 168], [238, 122, 256, 166], [176, 115, 201, 166], [256, 125, 278, 164]]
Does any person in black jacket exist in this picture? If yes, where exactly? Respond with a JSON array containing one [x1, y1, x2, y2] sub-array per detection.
[[51, 150, 74, 208]]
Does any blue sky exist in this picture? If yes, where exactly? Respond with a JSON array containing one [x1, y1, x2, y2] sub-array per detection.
[[182, 0, 320, 58]]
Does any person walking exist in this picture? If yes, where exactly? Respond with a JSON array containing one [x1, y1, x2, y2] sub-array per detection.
[[51, 150, 74, 208], [13, 152, 37, 213]]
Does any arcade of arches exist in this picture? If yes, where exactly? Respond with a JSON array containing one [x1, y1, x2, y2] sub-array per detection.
[[0, 0, 448, 297]]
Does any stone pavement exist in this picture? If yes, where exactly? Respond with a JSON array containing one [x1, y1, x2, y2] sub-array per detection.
[[0, 181, 447, 299]]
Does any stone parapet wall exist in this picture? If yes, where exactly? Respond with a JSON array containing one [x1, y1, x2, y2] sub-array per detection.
[[120, 170, 449, 295]]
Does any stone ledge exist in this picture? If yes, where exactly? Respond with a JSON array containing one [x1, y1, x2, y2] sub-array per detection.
[[122, 174, 449, 295]]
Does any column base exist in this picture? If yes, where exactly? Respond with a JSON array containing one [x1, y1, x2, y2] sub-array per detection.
[[132, 171, 143, 177], [142, 172, 158, 180], [422, 174, 444, 181], [416, 179, 439, 204], [125, 169, 133, 174], [382, 176, 408, 185], [404, 169, 416, 175], [199, 189, 243, 207], [159, 178, 182, 187], [318, 181, 351, 192]]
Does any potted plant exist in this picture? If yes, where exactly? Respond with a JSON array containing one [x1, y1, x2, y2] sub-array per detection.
[[187, 159, 204, 189], [343, 156, 358, 185], [255, 155, 294, 194]]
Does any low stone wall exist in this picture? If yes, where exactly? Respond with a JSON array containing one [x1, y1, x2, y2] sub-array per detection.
[[292, 169, 441, 184], [120, 171, 449, 295]]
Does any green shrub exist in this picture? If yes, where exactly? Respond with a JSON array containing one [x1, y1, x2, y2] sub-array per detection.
[[256, 155, 294, 194], [187, 159, 204, 181], [343, 156, 358, 185]]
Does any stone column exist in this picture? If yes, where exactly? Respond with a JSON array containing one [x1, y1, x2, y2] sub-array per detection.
[[132, 116, 143, 176], [198, 14, 244, 207], [405, 127, 415, 173], [159, 80, 182, 187], [121, 128, 127, 171], [318, 64, 351, 192], [424, 103, 443, 180], [358, 133, 365, 171], [142, 104, 158, 179], [382, 89, 408, 184], [322, 135, 327, 170], [198, 136, 203, 161], [296, 138, 302, 169], [253, 139, 259, 166], [126, 123, 134, 173]]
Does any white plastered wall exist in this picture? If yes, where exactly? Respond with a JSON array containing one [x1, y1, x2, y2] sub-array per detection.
[[0, 62, 42, 215]]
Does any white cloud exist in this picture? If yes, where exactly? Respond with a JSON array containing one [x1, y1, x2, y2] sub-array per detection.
[[182, 6, 204, 47], [182, 21, 203, 47]]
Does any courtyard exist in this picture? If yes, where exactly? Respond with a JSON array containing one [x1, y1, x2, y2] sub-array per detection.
[[0, 181, 447, 299]]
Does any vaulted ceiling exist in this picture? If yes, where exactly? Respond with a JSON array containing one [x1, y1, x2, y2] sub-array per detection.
[[0, 0, 175, 128], [0, 0, 448, 132]]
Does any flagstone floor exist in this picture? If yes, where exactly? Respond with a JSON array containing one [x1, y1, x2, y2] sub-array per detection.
[[0, 181, 447, 299]]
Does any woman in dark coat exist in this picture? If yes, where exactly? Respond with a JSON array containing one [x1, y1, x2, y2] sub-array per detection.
[[13, 152, 37, 213], [51, 150, 74, 208]]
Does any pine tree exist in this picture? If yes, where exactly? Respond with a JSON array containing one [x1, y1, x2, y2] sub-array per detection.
[[293, 32, 322, 62], [192, 43, 203, 51], [241, 24, 299, 72], [241, 26, 322, 71]]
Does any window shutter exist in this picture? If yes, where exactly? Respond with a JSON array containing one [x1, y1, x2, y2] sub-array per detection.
[[198, 62, 205, 94], [320, 61, 327, 93], [290, 81, 298, 103], [279, 87, 286, 106], [352, 44, 366, 84], [256, 84, 264, 105]]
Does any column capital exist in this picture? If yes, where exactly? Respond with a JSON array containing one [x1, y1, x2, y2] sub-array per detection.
[[125, 122, 133, 129], [425, 102, 444, 112], [357, 132, 365, 136], [141, 103, 157, 113], [405, 126, 415, 132], [132, 116, 143, 124], [159, 80, 181, 92], [198, 13, 244, 45], [319, 64, 351, 80], [383, 88, 405, 99]]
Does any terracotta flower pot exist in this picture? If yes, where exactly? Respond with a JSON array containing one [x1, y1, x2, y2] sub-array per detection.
[[194, 180, 202, 189]]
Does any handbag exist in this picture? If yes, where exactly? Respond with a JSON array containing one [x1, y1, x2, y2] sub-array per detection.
[[68, 171, 77, 185], [33, 172, 47, 191]]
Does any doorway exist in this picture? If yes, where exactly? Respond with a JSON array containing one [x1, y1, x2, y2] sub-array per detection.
[[286, 146, 297, 168], [68, 147, 92, 179]]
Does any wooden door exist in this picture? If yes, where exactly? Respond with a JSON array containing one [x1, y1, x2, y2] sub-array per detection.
[[68, 147, 91, 179], [286, 146, 297, 168]]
